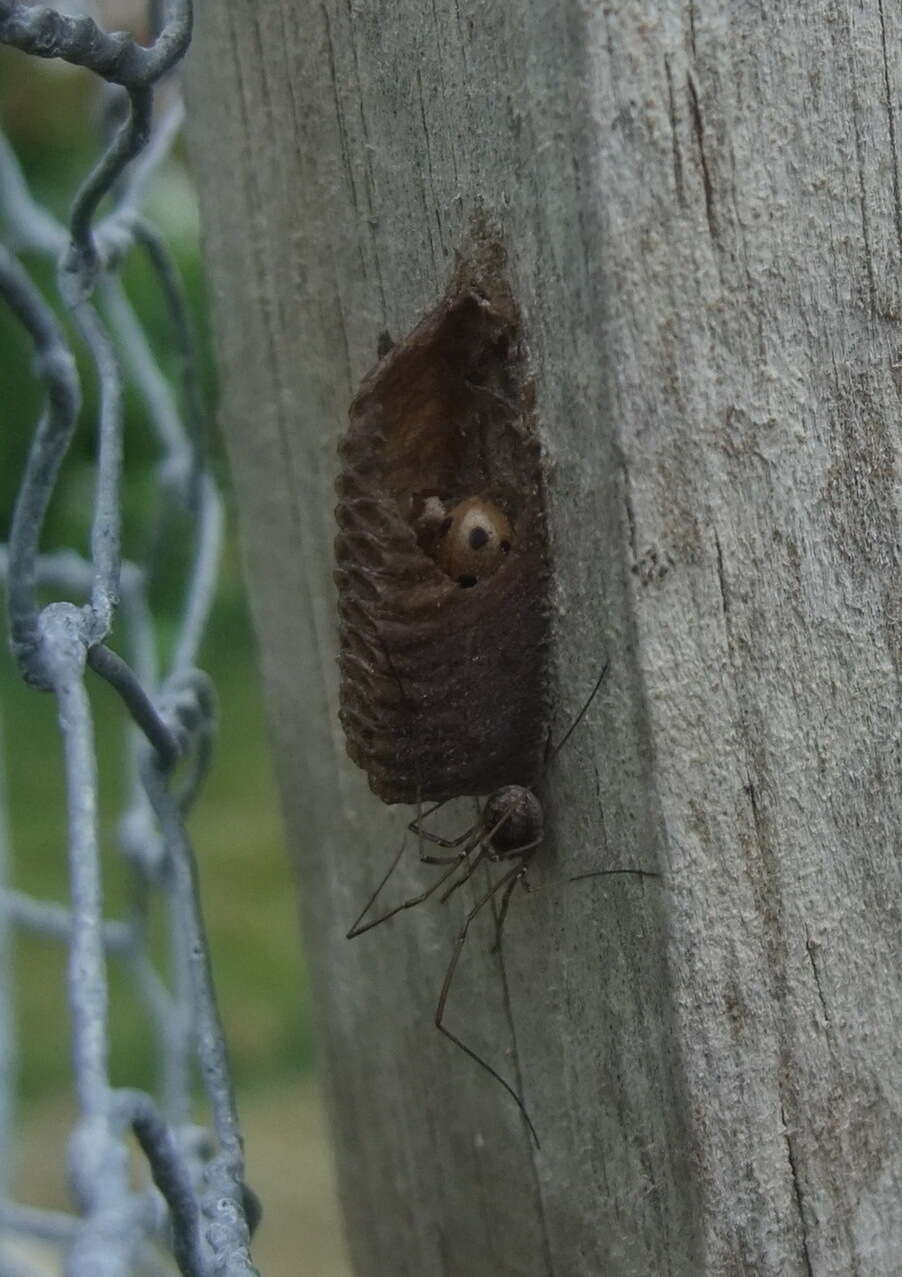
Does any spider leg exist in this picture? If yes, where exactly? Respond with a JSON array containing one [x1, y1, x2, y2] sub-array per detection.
[[419, 849, 470, 865], [436, 804, 515, 908], [397, 796, 478, 865], [434, 861, 540, 1148], [409, 809, 480, 851], [416, 794, 518, 871], [346, 843, 468, 939], [568, 868, 661, 884], [440, 843, 487, 905], [345, 835, 407, 938], [410, 798, 447, 828], [491, 869, 523, 954], [488, 837, 541, 951]]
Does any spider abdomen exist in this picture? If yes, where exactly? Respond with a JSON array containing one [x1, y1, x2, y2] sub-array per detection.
[[483, 785, 543, 854]]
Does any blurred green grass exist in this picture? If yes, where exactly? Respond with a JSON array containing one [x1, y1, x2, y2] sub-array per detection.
[[0, 49, 316, 1108]]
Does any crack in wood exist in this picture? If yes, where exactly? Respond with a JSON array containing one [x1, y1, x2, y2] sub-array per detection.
[[664, 57, 685, 207], [416, 65, 443, 267], [877, 0, 902, 259], [805, 929, 831, 1031], [712, 525, 730, 624], [622, 463, 638, 570], [686, 71, 718, 244], [851, 84, 878, 317], [743, 773, 767, 864], [781, 1103, 815, 1277], [322, 4, 356, 214]]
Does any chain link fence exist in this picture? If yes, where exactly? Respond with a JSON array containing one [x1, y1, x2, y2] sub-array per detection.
[[0, 3, 262, 1273]]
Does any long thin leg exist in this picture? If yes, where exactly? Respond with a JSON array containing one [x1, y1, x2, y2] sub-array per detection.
[[487, 853, 655, 949], [345, 835, 407, 938], [404, 796, 479, 864], [439, 844, 488, 905], [409, 798, 447, 831], [568, 868, 661, 884], [419, 849, 470, 865], [487, 834, 541, 951], [486, 865, 660, 940], [545, 661, 610, 767], [432, 805, 517, 910], [490, 870, 523, 954], [434, 861, 540, 1148], [347, 851, 469, 939], [409, 810, 480, 852], [415, 793, 512, 865]]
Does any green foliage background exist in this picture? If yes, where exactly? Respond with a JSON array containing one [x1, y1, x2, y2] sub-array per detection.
[[1, 50, 314, 1110]]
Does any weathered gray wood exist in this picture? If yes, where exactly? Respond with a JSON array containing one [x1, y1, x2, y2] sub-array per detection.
[[186, 3, 902, 1273]]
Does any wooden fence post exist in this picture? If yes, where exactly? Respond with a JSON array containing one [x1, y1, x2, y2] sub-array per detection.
[[187, 4, 902, 1272]]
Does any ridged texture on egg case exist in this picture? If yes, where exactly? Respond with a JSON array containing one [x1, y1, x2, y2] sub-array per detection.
[[334, 239, 551, 804]]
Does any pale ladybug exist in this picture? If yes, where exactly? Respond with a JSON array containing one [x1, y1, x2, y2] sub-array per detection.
[[433, 496, 513, 586]]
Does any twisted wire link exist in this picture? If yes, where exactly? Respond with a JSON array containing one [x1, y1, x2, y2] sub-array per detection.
[[0, 3, 262, 1273]]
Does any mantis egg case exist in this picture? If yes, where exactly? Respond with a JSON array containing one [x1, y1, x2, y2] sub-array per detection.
[[334, 237, 551, 805]]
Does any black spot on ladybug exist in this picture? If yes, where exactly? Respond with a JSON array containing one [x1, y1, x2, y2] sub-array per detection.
[[433, 496, 514, 585]]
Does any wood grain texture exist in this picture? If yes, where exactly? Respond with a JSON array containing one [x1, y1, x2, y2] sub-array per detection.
[[186, 3, 902, 1273]]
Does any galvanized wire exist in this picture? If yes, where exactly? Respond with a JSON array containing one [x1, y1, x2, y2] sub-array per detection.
[[0, 3, 262, 1273]]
